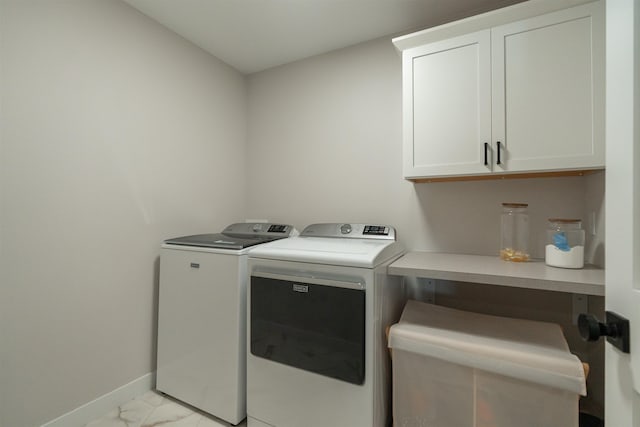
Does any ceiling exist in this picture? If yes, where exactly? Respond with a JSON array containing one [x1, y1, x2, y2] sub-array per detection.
[[122, 0, 525, 75]]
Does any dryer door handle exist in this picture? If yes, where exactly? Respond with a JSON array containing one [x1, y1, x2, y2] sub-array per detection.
[[252, 271, 364, 290]]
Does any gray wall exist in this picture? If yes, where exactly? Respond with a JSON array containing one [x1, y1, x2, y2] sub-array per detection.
[[0, 1, 246, 426]]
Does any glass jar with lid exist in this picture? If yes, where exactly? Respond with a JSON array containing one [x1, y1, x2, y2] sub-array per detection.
[[545, 219, 585, 269], [500, 203, 530, 262]]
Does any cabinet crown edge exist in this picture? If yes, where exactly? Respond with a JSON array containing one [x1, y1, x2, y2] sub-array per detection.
[[392, 0, 598, 51]]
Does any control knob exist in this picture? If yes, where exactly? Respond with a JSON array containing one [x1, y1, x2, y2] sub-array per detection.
[[340, 224, 352, 234]]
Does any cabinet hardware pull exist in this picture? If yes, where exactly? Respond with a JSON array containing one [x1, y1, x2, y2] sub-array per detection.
[[484, 142, 489, 166], [496, 141, 502, 165]]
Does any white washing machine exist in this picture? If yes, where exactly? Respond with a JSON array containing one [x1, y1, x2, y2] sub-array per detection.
[[156, 222, 296, 425], [246, 223, 405, 427]]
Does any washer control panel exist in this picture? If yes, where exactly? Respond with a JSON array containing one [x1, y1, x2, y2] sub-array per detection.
[[301, 223, 396, 240], [222, 222, 294, 237], [268, 224, 289, 233]]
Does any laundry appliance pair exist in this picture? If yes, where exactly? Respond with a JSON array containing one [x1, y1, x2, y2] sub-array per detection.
[[157, 222, 405, 427]]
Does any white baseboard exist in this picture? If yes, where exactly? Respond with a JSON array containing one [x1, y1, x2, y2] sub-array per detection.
[[41, 372, 155, 427]]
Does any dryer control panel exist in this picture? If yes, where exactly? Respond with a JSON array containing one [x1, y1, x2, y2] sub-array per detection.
[[301, 223, 396, 240]]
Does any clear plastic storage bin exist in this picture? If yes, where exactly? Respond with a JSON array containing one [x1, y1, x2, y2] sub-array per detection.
[[388, 300, 586, 427]]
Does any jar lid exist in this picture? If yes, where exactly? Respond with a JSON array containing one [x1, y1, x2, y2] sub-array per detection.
[[502, 202, 528, 207], [548, 218, 582, 223]]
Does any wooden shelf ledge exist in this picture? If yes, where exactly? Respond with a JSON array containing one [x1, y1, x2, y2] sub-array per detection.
[[408, 169, 602, 184]]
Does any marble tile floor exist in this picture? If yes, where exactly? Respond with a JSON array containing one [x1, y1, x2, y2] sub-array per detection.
[[85, 390, 247, 427]]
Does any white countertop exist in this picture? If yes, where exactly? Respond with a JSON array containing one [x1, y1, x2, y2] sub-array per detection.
[[388, 251, 605, 296]]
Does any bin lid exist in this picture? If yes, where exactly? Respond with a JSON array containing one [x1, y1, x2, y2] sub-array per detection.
[[388, 300, 586, 396]]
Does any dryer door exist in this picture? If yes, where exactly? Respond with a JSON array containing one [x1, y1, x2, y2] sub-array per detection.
[[250, 271, 365, 385]]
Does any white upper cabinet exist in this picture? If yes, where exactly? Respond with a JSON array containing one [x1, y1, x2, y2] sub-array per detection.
[[394, 1, 604, 181], [408, 30, 492, 177], [491, 3, 605, 173]]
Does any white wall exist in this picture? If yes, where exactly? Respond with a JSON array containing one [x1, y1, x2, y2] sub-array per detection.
[[246, 37, 601, 260], [246, 37, 605, 415], [0, 2, 607, 424], [0, 1, 246, 426]]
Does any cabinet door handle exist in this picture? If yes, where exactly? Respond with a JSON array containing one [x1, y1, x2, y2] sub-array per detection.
[[496, 141, 502, 165], [484, 142, 489, 166]]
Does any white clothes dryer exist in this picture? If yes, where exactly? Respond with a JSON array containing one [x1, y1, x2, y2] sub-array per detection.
[[246, 223, 405, 427], [156, 222, 296, 425]]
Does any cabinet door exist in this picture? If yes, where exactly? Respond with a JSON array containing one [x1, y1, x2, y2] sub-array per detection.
[[491, 1, 604, 173], [403, 30, 492, 179]]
